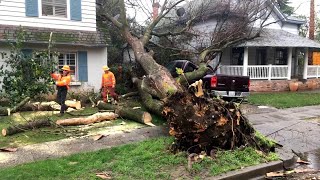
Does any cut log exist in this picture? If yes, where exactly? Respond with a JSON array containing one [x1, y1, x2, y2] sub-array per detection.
[[19, 101, 59, 111], [65, 100, 81, 110], [19, 101, 76, 112], [2, 119, 52, 136], [0, 97, 31, 116], [0, 107, 11, 116], [97, 101, 154, 126], [56, 112, 119, 126]]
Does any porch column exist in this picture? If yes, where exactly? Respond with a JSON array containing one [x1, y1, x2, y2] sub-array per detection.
[[287, 47, 293, 80], [243, 47, 248, 76], [303, 48, 309, 79]]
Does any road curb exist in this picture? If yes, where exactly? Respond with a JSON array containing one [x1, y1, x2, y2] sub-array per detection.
[[214, 152, 296, 180]]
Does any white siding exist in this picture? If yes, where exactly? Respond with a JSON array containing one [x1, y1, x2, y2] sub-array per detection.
[[282, 23, 299, 35], [254, 11, 282, 30], [0, 0, 96, 31]]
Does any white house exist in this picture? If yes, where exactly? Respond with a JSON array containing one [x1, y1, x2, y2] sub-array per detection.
[[154, 0, 320, 91], [0, 0, 107, 91]]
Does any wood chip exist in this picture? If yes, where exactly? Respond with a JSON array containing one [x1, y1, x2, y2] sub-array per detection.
[[266, 171, 284, 177], [0, 147, 17, 152], [96, 172, 112, 179], [296, 158, 310, 164], [92, 134, 104, 141], [132, 107, 141, 109], [294, 168, 316, 173], [145, 122, 155, 127]]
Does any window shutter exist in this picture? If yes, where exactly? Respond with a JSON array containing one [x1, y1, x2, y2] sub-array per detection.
[[78, 51, 88, 82], [70, 0, 82, 21], [25, 0, 39, 17]]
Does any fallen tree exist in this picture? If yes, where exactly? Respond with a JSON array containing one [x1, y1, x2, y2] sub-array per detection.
[[56, 112, 118, 126], [2, 119, 52, 136], [97, 0, 273, 153]]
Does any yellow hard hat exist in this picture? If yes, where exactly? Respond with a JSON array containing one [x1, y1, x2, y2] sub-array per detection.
[[102, 65, 110, 71], [61, 65, 71, 71]]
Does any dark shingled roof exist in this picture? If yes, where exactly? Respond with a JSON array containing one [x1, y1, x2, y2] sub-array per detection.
[[236, 29, 320, 49], [0, 25, 107, 47]]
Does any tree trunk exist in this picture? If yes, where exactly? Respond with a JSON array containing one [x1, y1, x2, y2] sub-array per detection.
[[124, 30, 183, 99], [2, 119, 52, 136], [0, 97, 31, 116], [97, 101, 154, 126], [19, 101, 59, 111], [56, 112, 118, 126]]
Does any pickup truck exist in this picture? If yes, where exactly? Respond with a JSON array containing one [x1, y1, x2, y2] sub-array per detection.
[[166, 60, 250, 99]]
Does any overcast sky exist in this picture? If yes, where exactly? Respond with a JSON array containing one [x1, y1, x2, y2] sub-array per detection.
[[129, 0, 319, 23], [289, 0, 320, 16]]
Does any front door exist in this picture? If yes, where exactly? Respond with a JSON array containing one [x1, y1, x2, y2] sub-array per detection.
[[256, 48, 267, 65]]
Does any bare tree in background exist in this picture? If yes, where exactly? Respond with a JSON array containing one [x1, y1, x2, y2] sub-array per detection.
[[97, 0, 275, 153]]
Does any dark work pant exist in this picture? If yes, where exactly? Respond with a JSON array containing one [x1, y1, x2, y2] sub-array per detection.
[[101, 86, 118, 102], [56, 86, 68, 114]]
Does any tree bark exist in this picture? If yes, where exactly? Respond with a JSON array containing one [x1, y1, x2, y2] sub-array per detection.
[[97, 101, 154, 126], [0, 97, 31, 116], [56, 112, 118, 126], [18, 101, 59, 111], [2, 119, 52, 136], [65, 100, 81, 110]]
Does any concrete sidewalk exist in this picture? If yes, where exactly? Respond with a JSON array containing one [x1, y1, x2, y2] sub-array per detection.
[[247, 105, 320, 153], [0, 126, 169, 168]]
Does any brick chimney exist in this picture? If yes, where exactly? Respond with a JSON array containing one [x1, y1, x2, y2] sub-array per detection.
[[152, 0, 160, 20], [309, 0, 315, 40]]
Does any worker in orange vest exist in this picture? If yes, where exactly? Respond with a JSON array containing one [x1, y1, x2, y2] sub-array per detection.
[[51, 65, 71, 116], [101, 65, 118, 103]]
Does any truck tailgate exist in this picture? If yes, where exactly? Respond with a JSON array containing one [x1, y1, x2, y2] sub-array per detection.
[[215, 75, 250, 92]]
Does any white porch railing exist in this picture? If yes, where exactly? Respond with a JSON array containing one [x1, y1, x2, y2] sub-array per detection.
[[218, 66, 243, 76], [219, 65, 288, 80], [307, 65, 320, 78]]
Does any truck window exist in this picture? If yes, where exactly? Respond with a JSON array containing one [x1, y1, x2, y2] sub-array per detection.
[[166, 61, 185, 77], [184, 62, 197, 73]]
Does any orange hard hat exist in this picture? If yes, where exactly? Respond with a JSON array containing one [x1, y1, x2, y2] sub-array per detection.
[[61, 65, 71, 71], [102, 65, 110, 71]]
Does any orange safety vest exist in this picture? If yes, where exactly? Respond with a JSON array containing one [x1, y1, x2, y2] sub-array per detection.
[[51, 73, 71, 89], [101, 72, 116, 88]]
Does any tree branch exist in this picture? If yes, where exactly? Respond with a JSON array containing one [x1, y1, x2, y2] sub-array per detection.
[[142, 0, 186, 45]]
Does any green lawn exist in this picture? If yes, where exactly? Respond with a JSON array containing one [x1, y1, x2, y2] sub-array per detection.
[[0, 107, 163, 148], [248, 92, 320, 108], [0, 137, 278, 180]]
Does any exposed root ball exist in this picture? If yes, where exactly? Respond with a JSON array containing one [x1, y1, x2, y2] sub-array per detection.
[[163, 92, 256, 154]]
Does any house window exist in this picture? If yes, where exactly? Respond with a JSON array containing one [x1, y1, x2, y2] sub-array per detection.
[[231, 48, 244, 65], [58, 53, 77, 81], [275, 48, 287, 65], [42, 0, 67, 18]]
